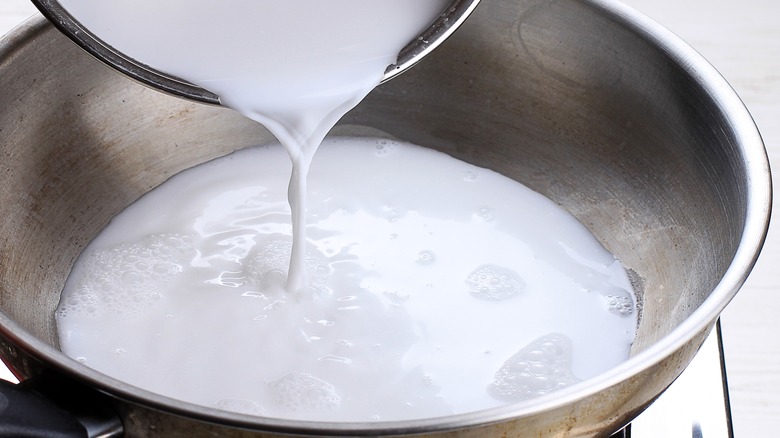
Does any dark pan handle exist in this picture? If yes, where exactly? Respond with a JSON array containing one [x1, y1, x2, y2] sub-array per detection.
[[0, 371, 122, 437]]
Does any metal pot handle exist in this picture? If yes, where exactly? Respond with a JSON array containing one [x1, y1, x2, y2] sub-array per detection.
[[0, 371, 122, 437]]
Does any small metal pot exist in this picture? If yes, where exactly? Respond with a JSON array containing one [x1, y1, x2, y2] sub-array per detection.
[[0, 0, 771, 436]]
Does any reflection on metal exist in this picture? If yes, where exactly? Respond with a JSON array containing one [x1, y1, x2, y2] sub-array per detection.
[[28, 0, 481, 105]]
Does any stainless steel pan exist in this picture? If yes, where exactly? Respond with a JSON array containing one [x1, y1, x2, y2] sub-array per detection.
[[0, 0, 770, 436]]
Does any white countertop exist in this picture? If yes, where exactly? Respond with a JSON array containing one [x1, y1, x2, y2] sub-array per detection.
[[2, 0, 778, 436]]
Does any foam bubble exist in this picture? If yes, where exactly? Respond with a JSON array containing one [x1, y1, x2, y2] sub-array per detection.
[[215, 398, 266, 416], [245, 235, 331, 294], [415, 250, 436, 266], [245, 236, 292, 275], [489, 333, 579, 401], [268, 372, 340, 412], [476, 206, 494, 222], [375, 140, 397, 156], [604, 293, 634, 317], [465, 264, 525, 300], [57, 233, 195, 318]]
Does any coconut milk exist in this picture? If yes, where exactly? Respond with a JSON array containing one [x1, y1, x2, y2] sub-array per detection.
[[57, 138, 637, 421]]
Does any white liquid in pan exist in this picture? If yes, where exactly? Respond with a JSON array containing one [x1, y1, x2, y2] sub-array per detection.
[[57, 138, 637, 421], [55, 0, 637, 422]]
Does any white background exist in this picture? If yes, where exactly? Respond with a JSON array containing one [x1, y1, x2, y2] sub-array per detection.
[[1, 0, 778, 435]]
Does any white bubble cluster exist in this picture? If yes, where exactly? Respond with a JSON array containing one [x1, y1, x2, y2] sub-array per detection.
[[245, 236, 331, 293], [465, 264, 525, 300], [489, 333, 579, 401], [268, 372, 340, 412], [605, 293, 634, 317], [374, 139, 397, 157], [245, 237, 292, 275], [57, 234, 195, 318]]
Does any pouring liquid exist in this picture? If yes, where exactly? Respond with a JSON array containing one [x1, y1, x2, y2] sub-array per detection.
[[58, 0, 450, 292], [54, 0, 638, 422]]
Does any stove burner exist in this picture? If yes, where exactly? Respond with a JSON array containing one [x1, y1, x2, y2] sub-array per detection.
[[612, 320, 733, 438]]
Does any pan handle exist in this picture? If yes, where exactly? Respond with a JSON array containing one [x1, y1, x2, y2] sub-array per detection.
[[0, 371, 122, 437]]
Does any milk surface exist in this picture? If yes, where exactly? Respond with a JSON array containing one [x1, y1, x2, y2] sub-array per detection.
[[57, 138, 637, 421]]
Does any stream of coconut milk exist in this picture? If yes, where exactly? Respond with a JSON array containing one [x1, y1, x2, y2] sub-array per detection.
[[55, 0, 637, 422]]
